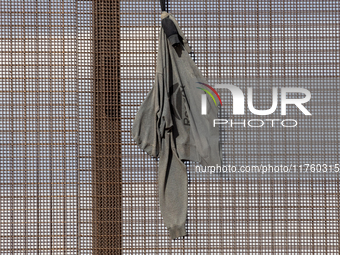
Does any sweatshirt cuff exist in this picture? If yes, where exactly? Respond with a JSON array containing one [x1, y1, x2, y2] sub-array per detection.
[[169, 225, 186, 240]]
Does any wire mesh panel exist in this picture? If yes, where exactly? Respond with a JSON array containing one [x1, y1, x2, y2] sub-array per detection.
[[121, 0, 340, 254], [0, 0, 93, 253], [1, 0, 339, 253], [92, 0, 121, 254]]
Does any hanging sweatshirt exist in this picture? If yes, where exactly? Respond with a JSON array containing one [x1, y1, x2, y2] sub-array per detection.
[[131, 11, 223, 240]]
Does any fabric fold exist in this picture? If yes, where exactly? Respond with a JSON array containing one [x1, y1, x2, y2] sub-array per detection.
[[158, 130, 188, 240]]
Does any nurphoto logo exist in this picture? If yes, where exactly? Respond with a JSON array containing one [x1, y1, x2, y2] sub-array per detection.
[[197, 82, 312, 128], [196, 82, 222, 115]]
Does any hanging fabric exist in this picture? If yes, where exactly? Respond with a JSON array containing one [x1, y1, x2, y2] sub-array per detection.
[[131, 10, 223, 239]]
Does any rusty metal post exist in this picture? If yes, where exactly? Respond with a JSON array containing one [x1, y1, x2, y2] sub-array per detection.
[[92, 0, 121, 254]]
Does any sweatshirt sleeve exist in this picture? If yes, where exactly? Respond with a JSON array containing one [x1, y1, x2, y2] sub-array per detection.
[[131, 80, 161, 158]]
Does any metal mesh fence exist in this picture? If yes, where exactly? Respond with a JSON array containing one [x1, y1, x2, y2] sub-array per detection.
[[0, 0, 94, 253], [121, 0, 340, 254], [0, 0, 339, 254]]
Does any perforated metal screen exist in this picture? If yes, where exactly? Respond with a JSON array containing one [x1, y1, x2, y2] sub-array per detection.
[[0, 0, 93, 253], [121, 0, 340, 254], [1, 0, 340, 254]]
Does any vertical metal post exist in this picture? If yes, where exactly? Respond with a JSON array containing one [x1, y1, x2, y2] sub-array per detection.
[[92, 0, 121, 254]]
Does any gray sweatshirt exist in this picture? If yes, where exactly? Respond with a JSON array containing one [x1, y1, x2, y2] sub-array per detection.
[[131, 12, 222, 239]]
